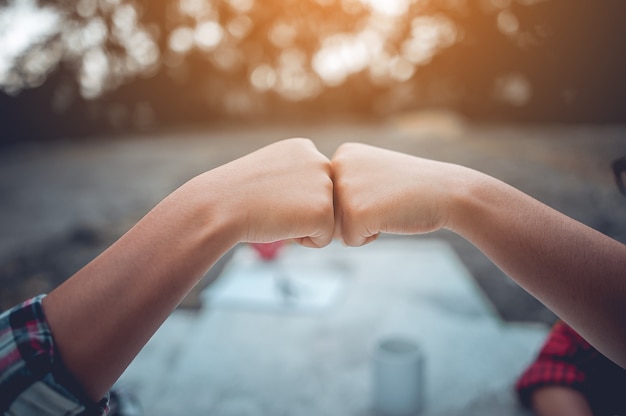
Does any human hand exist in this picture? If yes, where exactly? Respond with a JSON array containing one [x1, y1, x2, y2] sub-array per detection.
[[332, 142, 468, 246], [198, 138, 334, 248]]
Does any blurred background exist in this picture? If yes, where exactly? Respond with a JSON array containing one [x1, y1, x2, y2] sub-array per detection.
[[2, 0, 626, 326], [2, 0, 626, 413], [2, 0, 626, 320], [2, 0, 626, 142]]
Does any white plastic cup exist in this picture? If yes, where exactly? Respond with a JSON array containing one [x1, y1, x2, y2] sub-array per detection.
[[372, 337, 424, 416]]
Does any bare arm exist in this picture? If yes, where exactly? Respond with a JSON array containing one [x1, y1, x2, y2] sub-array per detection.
[[531, 387, 594, 416], [42, 138, 334, 401], [332, 142, 626, 368], [448, 164, 626, 369]]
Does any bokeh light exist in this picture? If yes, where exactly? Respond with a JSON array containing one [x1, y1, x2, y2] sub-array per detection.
[[2, 0, 626, 138]]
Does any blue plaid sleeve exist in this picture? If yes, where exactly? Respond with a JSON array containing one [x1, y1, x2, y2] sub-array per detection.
[[0, 295, 109, 415]]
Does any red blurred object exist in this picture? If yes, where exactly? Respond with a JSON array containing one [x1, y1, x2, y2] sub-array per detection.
[[250, 241, 285, 261]]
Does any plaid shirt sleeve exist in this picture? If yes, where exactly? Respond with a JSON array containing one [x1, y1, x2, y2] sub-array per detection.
[[0, 295, 110, 416], [515, 320, 596, 408]]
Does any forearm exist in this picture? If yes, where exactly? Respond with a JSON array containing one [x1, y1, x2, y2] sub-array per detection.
[[39, 138, 334, 402], [531, 387, 594, 416], [42, 174, 237, 401], [448, 169, 626, 367]]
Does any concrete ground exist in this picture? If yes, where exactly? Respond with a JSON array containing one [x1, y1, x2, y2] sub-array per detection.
[[118, 239, 545, 416], [0, 116, 625, 413], [1, 115, 625, 321]]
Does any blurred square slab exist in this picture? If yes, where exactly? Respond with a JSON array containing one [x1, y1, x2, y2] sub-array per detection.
[[204, 244, 346, 312]]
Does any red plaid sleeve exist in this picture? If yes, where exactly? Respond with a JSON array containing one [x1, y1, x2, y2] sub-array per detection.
[[515, 320, 597, 408], [0, 295, 110, 415]]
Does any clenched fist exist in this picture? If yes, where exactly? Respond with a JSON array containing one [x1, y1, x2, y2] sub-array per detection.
[[199, 138, 335, 248], [332, 142, 469, 246]]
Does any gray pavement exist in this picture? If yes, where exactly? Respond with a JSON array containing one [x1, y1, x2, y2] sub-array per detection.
[[118, 240, 545, 416], [1, 118, 625, 413], [2, 118, 624, 261], [2, 118, 625, 321]]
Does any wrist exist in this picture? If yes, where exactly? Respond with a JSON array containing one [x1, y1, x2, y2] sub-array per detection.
[[181, 172, 242, 251], [442, 166, 494, 235]]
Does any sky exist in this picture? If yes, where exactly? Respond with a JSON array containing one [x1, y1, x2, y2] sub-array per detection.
[[0, 0, 61, 87]]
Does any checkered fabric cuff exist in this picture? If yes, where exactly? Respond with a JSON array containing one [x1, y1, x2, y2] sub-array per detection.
[[515, 321, 593, 408], [0, 295, 109, 415]]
